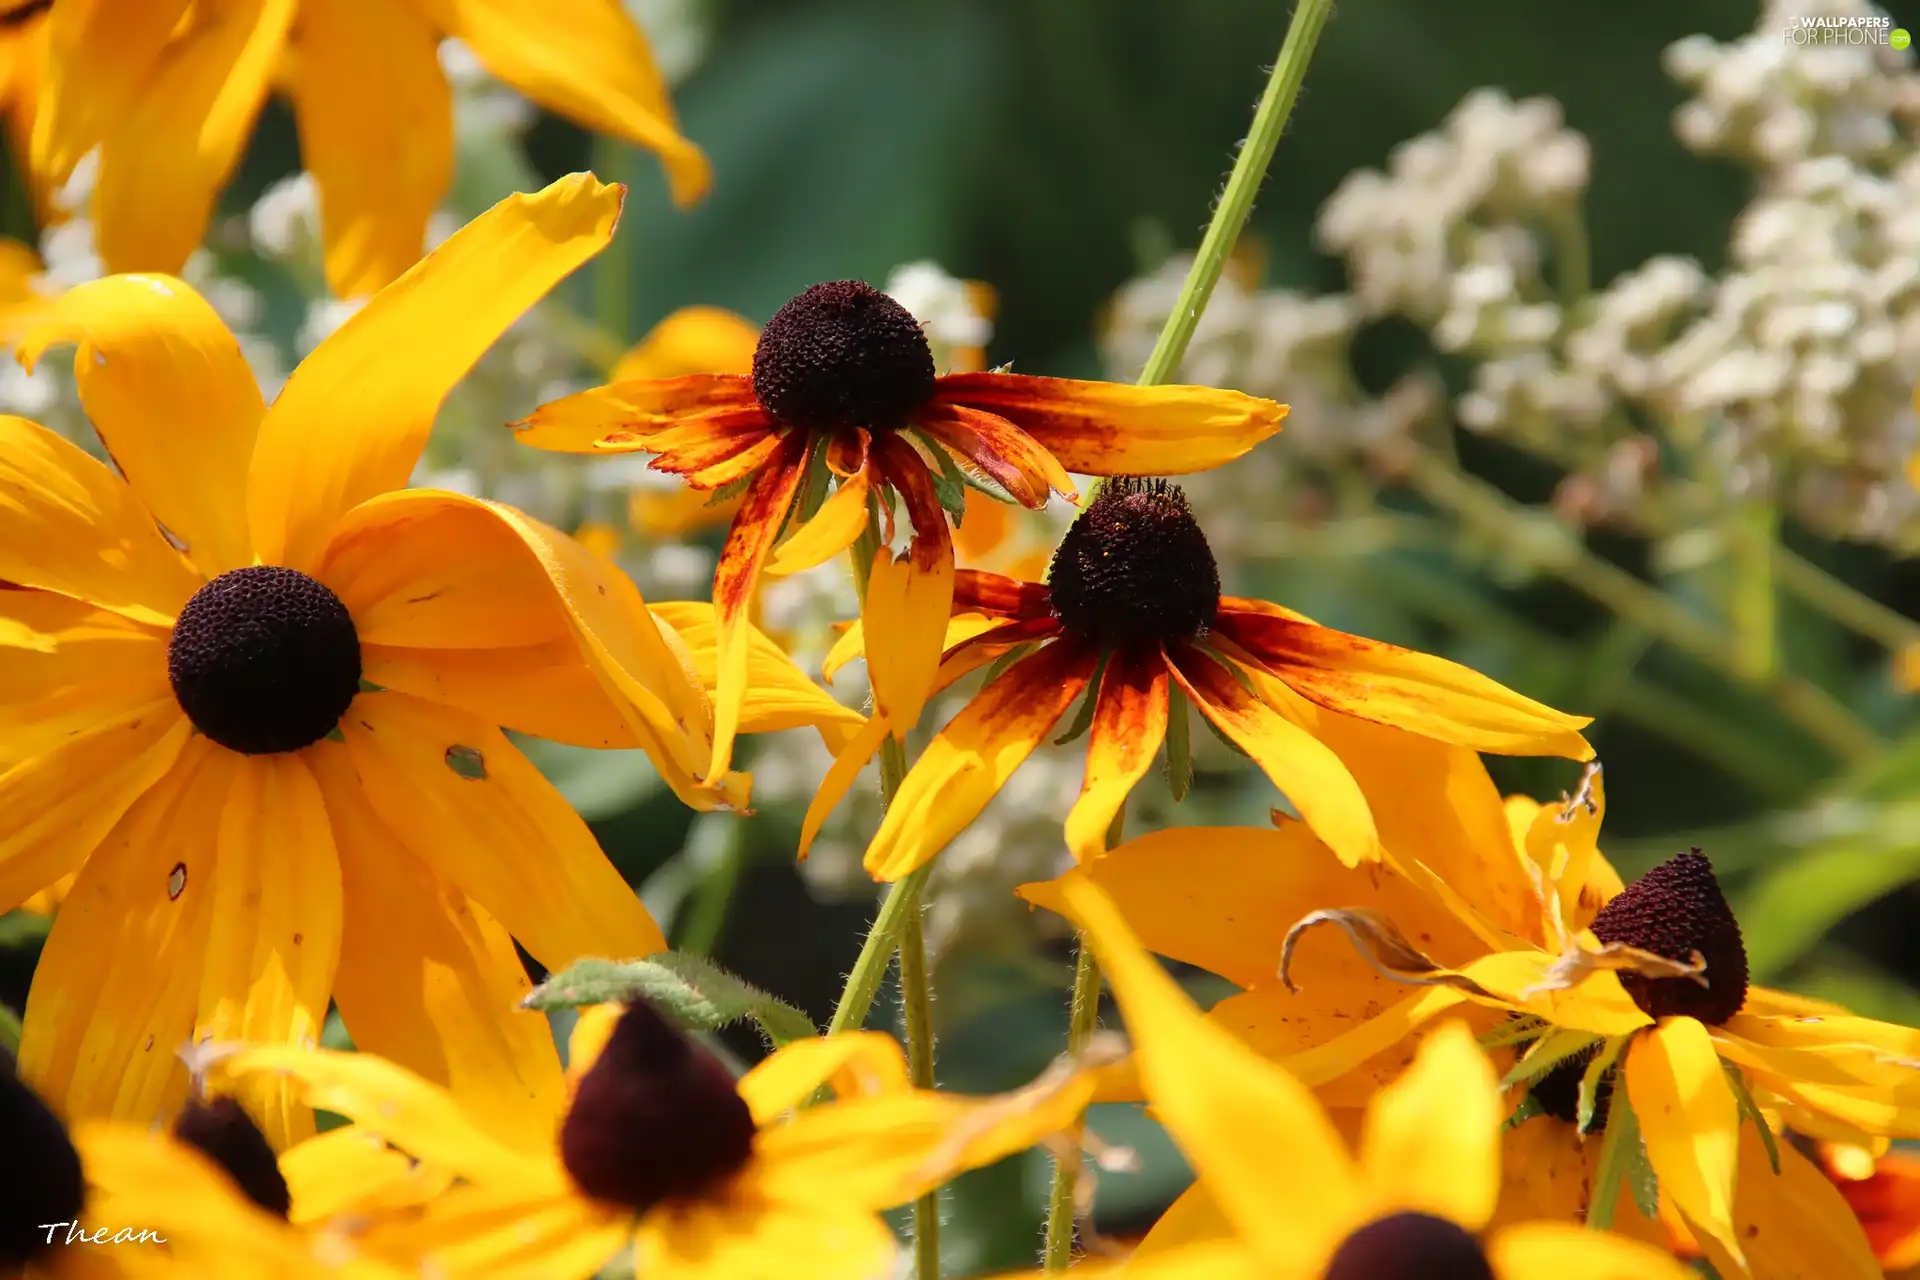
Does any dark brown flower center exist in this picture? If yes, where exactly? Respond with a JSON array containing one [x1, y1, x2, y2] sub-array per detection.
[[1529, 1040, 1612, 1129], [172, 1096, 291, 1219], [558, 1000, 756, 1213], [1588, 848, 1748, 1025], [1, 1070, 85, 1268], [750, 280, 936, 432], [1047, 478, 1220, 652], [1324, 1212, 1495, 1280], [167, 565, 362, 755]]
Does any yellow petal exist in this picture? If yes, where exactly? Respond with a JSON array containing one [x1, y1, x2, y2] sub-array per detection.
[[281, 1125, 450, 1226], [365, 1180, 628, 1279], [0, 414, 202, 626], [1457, 947, 1654, 1037], [31, 0, 190, 186], [862, 535, 955, 740], [1487, 1221, 1701, 1280], [20, 737, 230, 1128], [736, 1031, 911, 1124], [932, 372, 1285, 475], [321, 490, 738, 810], [217, 1044, 550, 1188], [1688, 1121, 1883, 1280], [1488, 1111, 1601, 1230], [612, 305, 760, 381], [1129, 1183, 1238, 1259], [651, 599, 864, 752], [1625, 1018, 1744, 1268], [340, 691, 667, 973], [765, 466, 870, 577], [1358, 1020, 1500, 1229], [1276, 986, 1472, 1093], [14, 273, 264, 575], [1169, 643, 1382, 867], [1063, 647, 1169, 862], [0, 697, 185, 912], [195, 754, 343, 1149], [92, 0, 293, 275], [634, 1195, 895, 1280], [430, 0, 709, 205], [1055, 870, 1362, 1273], [565, 1003, 623, 1083], [249, 173, 623, 571], [290, 0, 451, 298], [318, 784, 570, 1157], [863, 640, 1096, 882], [797, 711, 890, 860]]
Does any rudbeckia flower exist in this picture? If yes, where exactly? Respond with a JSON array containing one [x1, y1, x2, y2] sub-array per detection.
[[0, 174, 743, 1150], [810, 476, 1592, 880], [1265, 767, 1913, 1278], [1044, 870, 1696, 1280], [28, 0, 707, 297], [1818, 1142, 1920, 1274], [513, 280, 1289, 783], [209, 999, 1105, 1280]]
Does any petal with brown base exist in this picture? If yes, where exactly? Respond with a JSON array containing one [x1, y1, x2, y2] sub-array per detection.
[[863, 639, 1096, 882], [511, 374, 761, 452], [955, 569, 1054, 621], [933, 371, 1285, 476], [913, 399, 1074, 508], [765, 462, 870, 578], [639, 407, 782, 483], [1062, 647, 1168, 862]]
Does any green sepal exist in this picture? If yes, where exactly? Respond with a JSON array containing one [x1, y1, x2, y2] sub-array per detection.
[[1587, 1090, 1646, 1231], [1478, 1015, 1549, 1051], [791, 433, 834, 525], [357, 678, 385, 694], [705, 471, 757, 507], [1164, 683, 1193, 802], [1500, 1093, 1545, 1133], [523, 952, 819, 1048], [981, 643, 1035, 687], [1576, 1034, 1630, 1135], [1054, 652, 1110, 746], [911, 430, 972, 527], [1500, 1027, 1600, 1090], [1197, 703, 1250, 758], [1722, 1059, 1782, 1175]]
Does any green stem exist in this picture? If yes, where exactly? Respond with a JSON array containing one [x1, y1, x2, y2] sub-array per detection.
[[1774, 544, 1920, 653], [900, 892, 939, 1279], [1726, 500, 1778, 682], [1127, 0, 1334, 391]]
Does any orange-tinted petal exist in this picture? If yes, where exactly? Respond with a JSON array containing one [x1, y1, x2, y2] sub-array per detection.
[[933, 371, 1285, 475], [1218, 606, 1594, 760], [912, 399, 1075, 508], [510, 373, 761, 451], [643, 408, 783, 487], [14, 274, 264, 576], [249, 173, 623, 571], [291, 0, 452, 298], [1168, 643, 1381, 867], [708, 430, 809, 779], [955, 568, 1053, 621], [1062, 646, 1168, 861], [865, 432, 958, 738], [610, 305, 759, 381], [863, 639, 1096, 882], [339, 691, 666, 973]]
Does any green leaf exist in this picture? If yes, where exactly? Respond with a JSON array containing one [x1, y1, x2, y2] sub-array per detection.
[[1735, 835, 1920, 981], [1053, 652, 1109, 746], [791, 434, 834, 525], [981, 644, 1034, 687], [1578, 1035, 1630, 1135], [1500, 1027, 1600, 1091], [1164, 684, 1193, 803], [1722, 1060, 1781, 1175], [0, 1001, 20, 1056], [1500, 1093, 1544, 1133], [524, 952, 819, 1047], [1624, 1124, 1660, 1222], [914, 430, 972, 527], [706, 471, 757, 507], [1587, 1090, 1643, 1231], [0, 909, 51, 950], [1477, 1016, 1549, 1051], [1196, 704, 1250, 758]]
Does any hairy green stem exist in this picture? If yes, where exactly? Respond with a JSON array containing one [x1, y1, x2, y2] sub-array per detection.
[[1041, 938, 1104, 1270], [899, 886, 940, 1279]]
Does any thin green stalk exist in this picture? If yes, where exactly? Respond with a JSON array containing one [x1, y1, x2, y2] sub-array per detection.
[[1132, 0, 1333, 391], [1774, 544, 1920, 653], [899, 893, 939, 1279], [1726, 501, 1778, 682]]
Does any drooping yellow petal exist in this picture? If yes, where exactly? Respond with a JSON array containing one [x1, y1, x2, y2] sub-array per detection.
[[651, 599, 865, 753], [321, 489, 738, 809], [291, 0, 452, 299], [0, 699, 186, 917], [1218, 605, 1594, 759], [20, 737, 231, 1128], [31, 0, 190, 186], [863, 639, 1096, 882], [634, 1194, 895, 1280], [312, 743, 566, 1156], [765, 466, 871, 577], [0, 590, 170, 769], [0, 414, 202, 625], [612, 305, 760, 381], [1063, 647, 1169, 862], [249, 173, 623, 571], [1129, 1183, 1238, 1260], [861, 537, 955, 740], [798, 711, 890, 860], [341, 691, 667, 972], [92, 0, 293, 275], [1487, 1221, 1702, 1280], [1625, 1017, 1744, 1269], [195, 754, 343, 1150], [1168, 643, 1381, 867], [1688, 1121, 1883, 1280], [1055, 871, 1363, 1274], [1357, 1020, 1500, 1230], [14, 273, 264, 576], [932, 372, 1285, 475], [281, 1124, 451, 1226], [737, 1031, 912, 1124], [1277, 987, 1472, 1092], [364, 1180, 629, 1279], [216, 1044, 553, 1189], [431, 0, 708, 204]]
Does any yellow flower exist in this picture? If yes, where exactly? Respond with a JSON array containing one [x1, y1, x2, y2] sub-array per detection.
[[0, 174, 741, 1152], [27, 0, 708, 298], [1046, 869, 1697, 1280], [0, 2, 47, 218], [210, 1000, 1103, 1280], [811, 477, 1591, 881], [513, 281, 1288, 785], [1265, 766, 1908, 1277]]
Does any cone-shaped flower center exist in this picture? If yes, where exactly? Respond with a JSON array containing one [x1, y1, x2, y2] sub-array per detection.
[[558, 1000, 757, 1213], [1048, 478, 1220, 652], [751, 280, 936, 433], [167, 566, 362, 756], [1, 1071, 86, 1268], [172, 1096, 291, 1219], [1530, 1040, 1611, 1128], [1588, 848, 1749, 1025], [1323, 1212, 1495, 1280]]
